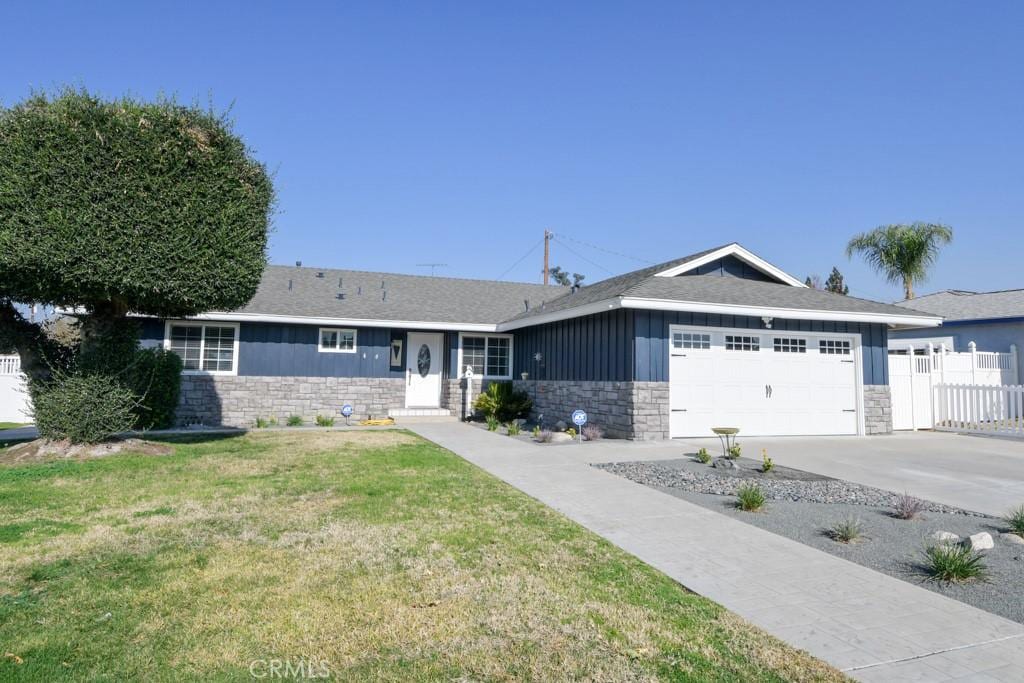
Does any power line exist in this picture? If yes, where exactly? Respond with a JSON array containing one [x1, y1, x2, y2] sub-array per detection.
[[497, 237, 545, 280], [554, 233, 656, 265], [551, 237, 617, 276]]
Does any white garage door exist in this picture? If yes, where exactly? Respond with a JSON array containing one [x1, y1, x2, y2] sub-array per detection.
[[669, 327, 860, 437]]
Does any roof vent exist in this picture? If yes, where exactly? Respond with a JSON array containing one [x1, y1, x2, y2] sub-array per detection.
[[524, 299, 530, 311], [381, 279, 386, 289], [357, 286, 362, 295], [295, 261, 302, 267], [338, 277, 343, 287], [288, 279, 293, 290], [316, 272, 324, 278], [382, 290, 387, 301], [336, 292, 345, 300]]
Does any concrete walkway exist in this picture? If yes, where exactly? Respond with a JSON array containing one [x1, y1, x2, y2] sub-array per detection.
[[410, 422, 1024, 682]]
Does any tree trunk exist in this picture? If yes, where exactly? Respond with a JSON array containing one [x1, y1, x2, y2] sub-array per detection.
[[904, 276, 914, 300]]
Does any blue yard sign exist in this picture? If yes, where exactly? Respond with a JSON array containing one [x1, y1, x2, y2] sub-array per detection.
[[341, 404, 354, 417], [571, 409, 587, 426]]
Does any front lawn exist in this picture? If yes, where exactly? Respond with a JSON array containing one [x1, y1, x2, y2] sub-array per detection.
[[0, 431, 842, 681]]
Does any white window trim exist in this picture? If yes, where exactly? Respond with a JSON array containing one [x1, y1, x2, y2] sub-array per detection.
[[457, 332, 513, 380], [163, 321, 240, 376], [317, 327, 358, 354]]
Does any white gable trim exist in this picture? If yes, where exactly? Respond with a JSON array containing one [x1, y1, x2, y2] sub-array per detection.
[[653, 243, 808, 288]]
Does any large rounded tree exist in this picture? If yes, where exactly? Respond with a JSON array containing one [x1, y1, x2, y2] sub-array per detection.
[[0, 89, 274, 378]]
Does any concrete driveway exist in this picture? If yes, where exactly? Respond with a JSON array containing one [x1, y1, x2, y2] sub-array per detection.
[[586, 431, 1024, 517]]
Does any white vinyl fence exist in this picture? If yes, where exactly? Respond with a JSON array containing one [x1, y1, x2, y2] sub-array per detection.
[[0, 354, 32, 423], [934, 383, 1024, 437], [889, 342, 1018, 431]]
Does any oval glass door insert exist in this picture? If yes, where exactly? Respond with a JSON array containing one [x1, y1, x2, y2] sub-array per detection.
[[417, 344, 431, 377]]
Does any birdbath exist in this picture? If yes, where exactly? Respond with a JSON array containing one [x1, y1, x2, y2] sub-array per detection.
[[711, 427, 739, 459]]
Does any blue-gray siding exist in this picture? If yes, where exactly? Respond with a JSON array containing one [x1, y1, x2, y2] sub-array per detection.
[[141, 320, 421, 379], [513, 309, 635, 382], [680, 254, 779, 283], [512, 310, 889, 385]]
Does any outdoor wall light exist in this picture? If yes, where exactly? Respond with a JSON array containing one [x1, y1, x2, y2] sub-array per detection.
[[761, 316, 774, 329]]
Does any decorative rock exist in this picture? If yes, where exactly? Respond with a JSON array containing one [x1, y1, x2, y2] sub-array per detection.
[[962, 532, 994, 551], [549, 432, 573, 443], [931, 531, 960, 544], [555, 420, 568, 431], [712, 457, 739, 470], [1000, 532, 1024, 546]]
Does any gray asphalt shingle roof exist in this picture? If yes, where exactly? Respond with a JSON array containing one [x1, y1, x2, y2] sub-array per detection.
[[894, 289, 1024, 321], [236, 265, 564, 325], [227, 245, 939, 328]]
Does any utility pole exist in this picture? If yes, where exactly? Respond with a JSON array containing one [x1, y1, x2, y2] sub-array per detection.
[[543, 230, 552, 285]]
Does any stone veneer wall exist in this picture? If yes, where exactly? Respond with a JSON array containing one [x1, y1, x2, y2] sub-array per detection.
[[863, 384, 893, 435], [177, 375, 405, 427], [442, 377, 493, 420], [513, 380, 670, 440]]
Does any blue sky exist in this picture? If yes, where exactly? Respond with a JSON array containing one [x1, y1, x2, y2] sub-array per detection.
[[3, 1, 1021, 302]]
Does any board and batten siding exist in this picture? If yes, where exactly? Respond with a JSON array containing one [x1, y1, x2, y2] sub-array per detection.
[[513, 309, 635, 382], [632, 310, 889, 385], [679, 254, 778, 283], [141, 320, 413, 379]]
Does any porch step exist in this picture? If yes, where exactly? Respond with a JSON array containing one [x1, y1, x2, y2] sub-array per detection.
[[389, 408, 453, 418]]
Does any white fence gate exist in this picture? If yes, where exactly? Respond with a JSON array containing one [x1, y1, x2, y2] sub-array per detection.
[[889, 342, 1018, 431], [0, 354, 32, 423], [934, 383, 1024, 437]]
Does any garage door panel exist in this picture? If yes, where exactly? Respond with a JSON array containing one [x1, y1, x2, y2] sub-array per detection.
[[669, 328, 859, 438]]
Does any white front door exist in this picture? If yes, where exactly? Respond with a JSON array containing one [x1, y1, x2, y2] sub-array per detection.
[[669, 327, 861, 437], [405, 332, 443, 407]]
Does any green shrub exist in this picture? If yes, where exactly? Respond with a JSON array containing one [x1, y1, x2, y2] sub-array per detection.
[[735, 483, 765, 512], [761, 449, 774, 473], [31, 373, 137, 443], [255, 417, 270, 428], [1005, 505, 1024, 536], [923, 543, 988, 583], [727, 444, 742, 459], [565, 427, 577, 439], [532, 425, 540, 438], [473, 382, 533, 422], [506, 422, 521, 436], [485, 415, 500, 431], [286, 415, 303, 427], [827, 517, 864, 544], [315, 415, 335, 427], [125, 348, 182, 430], [892, 493, 924, 520], [695, 447, 711, 464]]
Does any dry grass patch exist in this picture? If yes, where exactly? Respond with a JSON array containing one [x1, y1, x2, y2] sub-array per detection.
[[0, 430, 844, 681]]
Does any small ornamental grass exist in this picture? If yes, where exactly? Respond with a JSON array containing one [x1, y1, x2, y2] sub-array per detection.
[[485, 415, 500, 432], [286, 415, 304, 427], [923, 543, 989, 583], [582, 424, 604, 441], [735, 483, 765, 512], [892, 492, 925, 520], [1005, 504, 1024, 537], [506, 422, 521, 436], [531, 425, 541, 438], [255, 417, 270, 429], [695, 447, 711, 464], [315, 415, 335, 427], [827, 517, 865, 544], [535, 429, 554, 443]]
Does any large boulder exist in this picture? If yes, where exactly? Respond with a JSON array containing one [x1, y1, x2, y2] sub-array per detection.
[[1000, 532, 1024, 546], [712, 457, 738, 470]]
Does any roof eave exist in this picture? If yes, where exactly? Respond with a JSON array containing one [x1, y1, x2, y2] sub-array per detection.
[[160, 311, 501, 332]]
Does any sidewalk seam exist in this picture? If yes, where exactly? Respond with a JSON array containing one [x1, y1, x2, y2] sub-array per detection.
[[841, 632, 1024, 672]]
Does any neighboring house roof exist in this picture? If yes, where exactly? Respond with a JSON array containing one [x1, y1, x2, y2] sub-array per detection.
[[188, 242, 941, 331], [893, 289, 1024, 323]]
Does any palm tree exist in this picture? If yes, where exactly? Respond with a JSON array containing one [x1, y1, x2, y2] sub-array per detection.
[[846, 223, 953, 300]]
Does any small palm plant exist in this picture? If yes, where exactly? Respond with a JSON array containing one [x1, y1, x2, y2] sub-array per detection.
[[735, 483, 765, 512], [846, 222, 953, 300], [506, 422, 521, 436], [761, 448, 774, 473]]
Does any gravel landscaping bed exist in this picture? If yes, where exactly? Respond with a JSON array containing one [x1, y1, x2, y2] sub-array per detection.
[[594, 457, 1024, 624]]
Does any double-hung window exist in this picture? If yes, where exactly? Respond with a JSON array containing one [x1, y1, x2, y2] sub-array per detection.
[[319, 328, 357, 353], [166, 323, 239, 374], [461, 334, 512, 379]]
